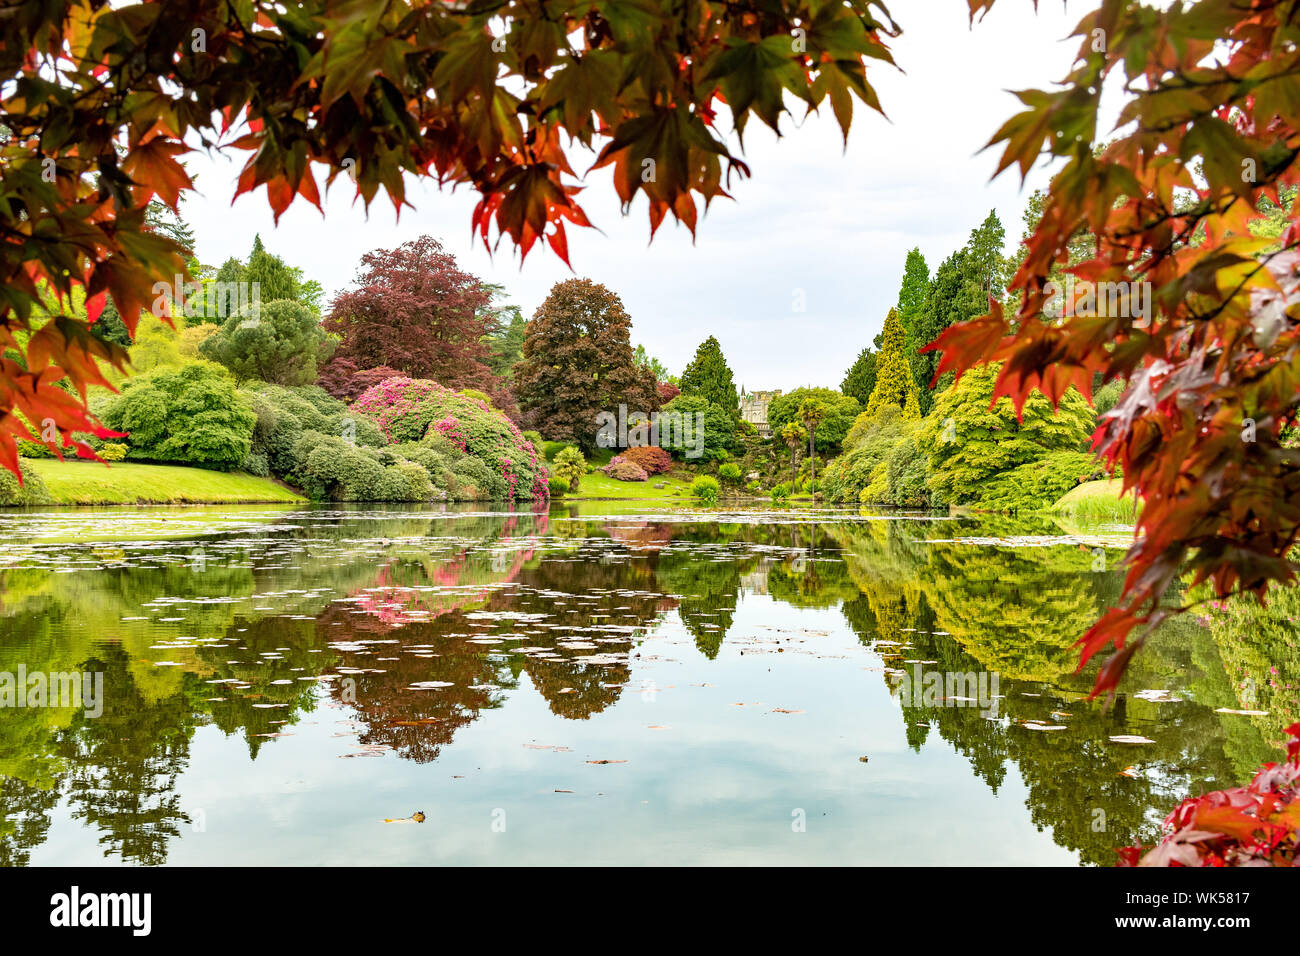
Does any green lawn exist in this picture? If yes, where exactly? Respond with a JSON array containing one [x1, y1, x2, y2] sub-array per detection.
[[24, 459, 304, 505], [564, 468, 698, 500], [1050, 478, 1137, 523]]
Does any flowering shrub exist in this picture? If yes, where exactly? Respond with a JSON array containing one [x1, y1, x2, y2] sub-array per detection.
[[352, 376, 547, 501], [1119, 722, 1300, 866], [605, 459, 649, 482], [622, 445, 674, 475]]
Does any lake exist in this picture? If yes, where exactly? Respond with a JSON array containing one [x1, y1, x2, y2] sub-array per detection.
[[0, 501, 1285, 866]]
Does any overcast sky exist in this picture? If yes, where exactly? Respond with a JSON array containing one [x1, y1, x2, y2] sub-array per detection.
[[179, 0, 1093, 392]]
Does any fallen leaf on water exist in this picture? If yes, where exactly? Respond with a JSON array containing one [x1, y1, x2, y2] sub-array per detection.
[[383, 811, 426, 824], [586, 759, 628, 765], [1118, 766, 1137, 778], [771, 708, 805, 714]]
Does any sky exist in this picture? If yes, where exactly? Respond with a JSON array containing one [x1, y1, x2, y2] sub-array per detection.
[[179, 0, 1096, 393]]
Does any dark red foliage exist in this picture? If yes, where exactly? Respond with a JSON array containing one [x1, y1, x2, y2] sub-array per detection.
[[325, 236, 498, 394], [1119, 723, 1300, 867], [317, 360, 405, 401], [622, 445, 674, 475], [657, 382, 681, 403]]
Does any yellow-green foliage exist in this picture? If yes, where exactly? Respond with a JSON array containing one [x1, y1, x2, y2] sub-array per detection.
[[552, 446, 585, 491], [864, 308, 920, 420], [919, 363, 1094, 506]]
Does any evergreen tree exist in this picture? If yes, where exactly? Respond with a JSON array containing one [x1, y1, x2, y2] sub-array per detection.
[[895, 247, 930, 336], [678, 335, 739, 421], [865, 308, 920, 420], [243, 233, 300, 302], [841, 348, 877, 406]]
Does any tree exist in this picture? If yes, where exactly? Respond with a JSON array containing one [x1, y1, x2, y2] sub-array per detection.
[[781, 422, 807, 487], [678, 336, 740, 421], [199, 299, 333, 386], [768, 388, 862, 453], [0, 2, 897, 476], [841, 348, 878, 407], [634, 345, 671, 384], [931, 0, 1300, 696], [799, 398, 828, 495], [514, 279, 659, 454], [481, 286, 526, 383], [918, 364, 1095, 507], [325, 236, 499, 397], [895, 247, 931, 339], [866, 309, 921, 420]]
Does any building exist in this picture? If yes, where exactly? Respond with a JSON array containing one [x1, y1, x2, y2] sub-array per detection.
[[740, 387, 781, 438]]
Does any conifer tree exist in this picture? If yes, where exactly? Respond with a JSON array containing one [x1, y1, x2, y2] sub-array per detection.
[[865, 308, 920, 420], [679, 336, 740, 421]]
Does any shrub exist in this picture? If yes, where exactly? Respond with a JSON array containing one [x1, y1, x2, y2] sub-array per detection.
[[523, 430, 544, 447], [549, 476, 570, 496], [622, 444, 674, 475], [199, 298, 333, 385], [691, 475, 719, 502], [717, 462, 741, 483], [745, 479, 762, 494], [974, 451, 1104, 513], [552, 446, 585, 492], [354, 377, 546, 500], [451, 455, 508, 500], [393, 460, 438, 501], [98, 361, 256, 469], [919, 363, 1094, 506], [0, 465, 53, 506], [99, 443, 128, 462], [606, 459, 649, 481], [244, 383, 384, 476], [771, 482, 791, 502]]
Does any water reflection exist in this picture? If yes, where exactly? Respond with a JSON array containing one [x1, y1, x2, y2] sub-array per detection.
[[0, 502, 1291, 865]]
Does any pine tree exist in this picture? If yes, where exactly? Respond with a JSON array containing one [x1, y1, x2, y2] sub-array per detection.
[[865, 308, 920, 419], [679, 335, 740, 420]]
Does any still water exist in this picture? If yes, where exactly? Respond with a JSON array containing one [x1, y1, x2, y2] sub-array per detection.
[[0, 501, 1288, 866]]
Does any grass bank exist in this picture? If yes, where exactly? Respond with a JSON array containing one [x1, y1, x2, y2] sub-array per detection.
[[563, 469, 697, 500], [22, 459, 304, 505], [1050, 478, 1137, 523]]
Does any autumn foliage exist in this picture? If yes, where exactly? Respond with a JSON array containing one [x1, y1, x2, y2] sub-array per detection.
[[926, 0, 1300, 697], [1120, 723, 1300, 866], [1, 0, 897, 482]]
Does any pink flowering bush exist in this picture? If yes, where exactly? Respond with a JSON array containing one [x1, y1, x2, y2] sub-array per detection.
[[352, 376, 547, 501]]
